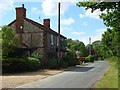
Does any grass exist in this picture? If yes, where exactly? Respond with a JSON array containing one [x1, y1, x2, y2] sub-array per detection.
[[96, 56, 118, 88]]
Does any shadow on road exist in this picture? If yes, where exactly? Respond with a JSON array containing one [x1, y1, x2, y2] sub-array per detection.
[[2, 66, 95, 76], [66, 66, 94, 72]]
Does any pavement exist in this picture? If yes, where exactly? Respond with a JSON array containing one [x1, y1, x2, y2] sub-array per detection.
[[16, 61, 109, 88]]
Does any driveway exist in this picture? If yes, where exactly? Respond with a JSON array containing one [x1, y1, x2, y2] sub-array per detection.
[[17, 61, 109, 88]]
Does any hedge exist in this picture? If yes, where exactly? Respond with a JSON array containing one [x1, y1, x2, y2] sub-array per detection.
[[2, 57, 40, 73]]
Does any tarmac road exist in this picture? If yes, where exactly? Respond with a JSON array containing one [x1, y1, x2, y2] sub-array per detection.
[[17, 61, 109, 88]]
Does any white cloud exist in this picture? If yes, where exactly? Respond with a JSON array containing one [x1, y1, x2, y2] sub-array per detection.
[[0, 0, 13, 25], [85, 9, 101, 19], [72, 31, 85, 35], [41, 0, 76, 16], [82, 21, 88, 26], [61, 27, 72, 34], [0, 0, 13, 15], [79, 14, 84, 18], [31, 7, 40, 14], [41, 0, 57, 16], [71, 28, 107, 45], [79, 8, 107, 19], [61, 18, 75, 25], [96, 28, 106, 34], [90, 28, 106, 43], [62, 27, 72, 31]]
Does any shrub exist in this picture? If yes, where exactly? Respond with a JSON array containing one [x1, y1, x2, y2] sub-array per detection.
[[31, 51, 43, 67], [31, 51, 42, 60], [85, 55, 94, 62], [2, 57, 40, 73], [27, 57, 40, 70], [48, 57, 58, 69], [62, 50, 77, 67], [1, 26, 20, 58], [60, 59, 68, 68]]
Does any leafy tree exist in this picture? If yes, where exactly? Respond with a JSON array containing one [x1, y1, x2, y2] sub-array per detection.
[[67, 39, 87, 57], [77, 2, 120, 28], [92, 40, 101, 58], [77, 1, 120, 58], [101, 28, 118, 57], [1, 26, 19, 58]]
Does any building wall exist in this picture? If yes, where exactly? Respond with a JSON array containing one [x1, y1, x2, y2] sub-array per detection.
[[9, 19, 67, 59], [9, 20, 44, 55], [46, 31, 67, 59], [10, 22, 16, 29], [23, 20, 44, 55], [47, 33, 57, 51], [24, 20, 43, 33]]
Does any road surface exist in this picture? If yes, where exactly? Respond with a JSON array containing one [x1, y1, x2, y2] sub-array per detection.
[[17, 61, 109, 88]]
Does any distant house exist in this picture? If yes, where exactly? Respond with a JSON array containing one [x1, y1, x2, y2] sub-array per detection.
[[8, 4, 67, 65]]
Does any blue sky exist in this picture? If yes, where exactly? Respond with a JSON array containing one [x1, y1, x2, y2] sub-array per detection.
[[0, 0, 107, 45]]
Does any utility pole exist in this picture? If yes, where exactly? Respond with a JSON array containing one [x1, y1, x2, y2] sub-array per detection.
[[89, 37, 91, 55], [58, 2, 60, 66]]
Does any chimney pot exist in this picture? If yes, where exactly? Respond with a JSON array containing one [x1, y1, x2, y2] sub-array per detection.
[[22, 4, 24, 8], [43, 19, 50, 28]]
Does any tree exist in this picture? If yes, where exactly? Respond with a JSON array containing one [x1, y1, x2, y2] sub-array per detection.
[[92, 40, 101, 58], [101, 28, 118, 57], [77, 1, 120, 57], [67, 39, 87, 57], [77, 2, 120, 28], [1, 26, 19, 58]]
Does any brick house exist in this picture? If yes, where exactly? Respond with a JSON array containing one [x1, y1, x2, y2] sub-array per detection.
[[8, 4, 67, 65]]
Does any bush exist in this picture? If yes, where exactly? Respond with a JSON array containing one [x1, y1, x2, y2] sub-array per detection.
[[48, 57, 58, 69], [62, 50, 77, 67], [47, 50, 77, 69], [85, 55, 94, 62], [27, 57, 40, 69], [2, 57, 40, 73], [31, 51, 42, 66], [31, 51, 42, 60], [60, 59, 68, 68]]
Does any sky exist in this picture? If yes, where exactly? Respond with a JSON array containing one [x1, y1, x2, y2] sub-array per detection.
[[0, 0, 107, 45]]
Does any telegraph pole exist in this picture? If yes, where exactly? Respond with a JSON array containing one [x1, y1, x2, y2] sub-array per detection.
[[58, 2, 60, 66], [89, 37, 91, 55]]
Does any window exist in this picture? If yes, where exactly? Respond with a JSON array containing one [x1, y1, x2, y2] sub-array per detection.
[[50, 34, 53, 45], [57, 36, 59, 46], [61, 38, 64, 47]]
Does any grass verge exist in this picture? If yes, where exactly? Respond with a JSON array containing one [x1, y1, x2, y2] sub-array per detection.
[[96, 56, 118, 88]]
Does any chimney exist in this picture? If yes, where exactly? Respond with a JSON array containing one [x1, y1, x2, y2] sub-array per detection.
[[16, 4, 26, 20], [15, 4, 26, 33], [43, 19, 50, 28]]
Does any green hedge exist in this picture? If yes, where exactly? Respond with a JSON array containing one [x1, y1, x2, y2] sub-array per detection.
[[2, 57, 40, 73]]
